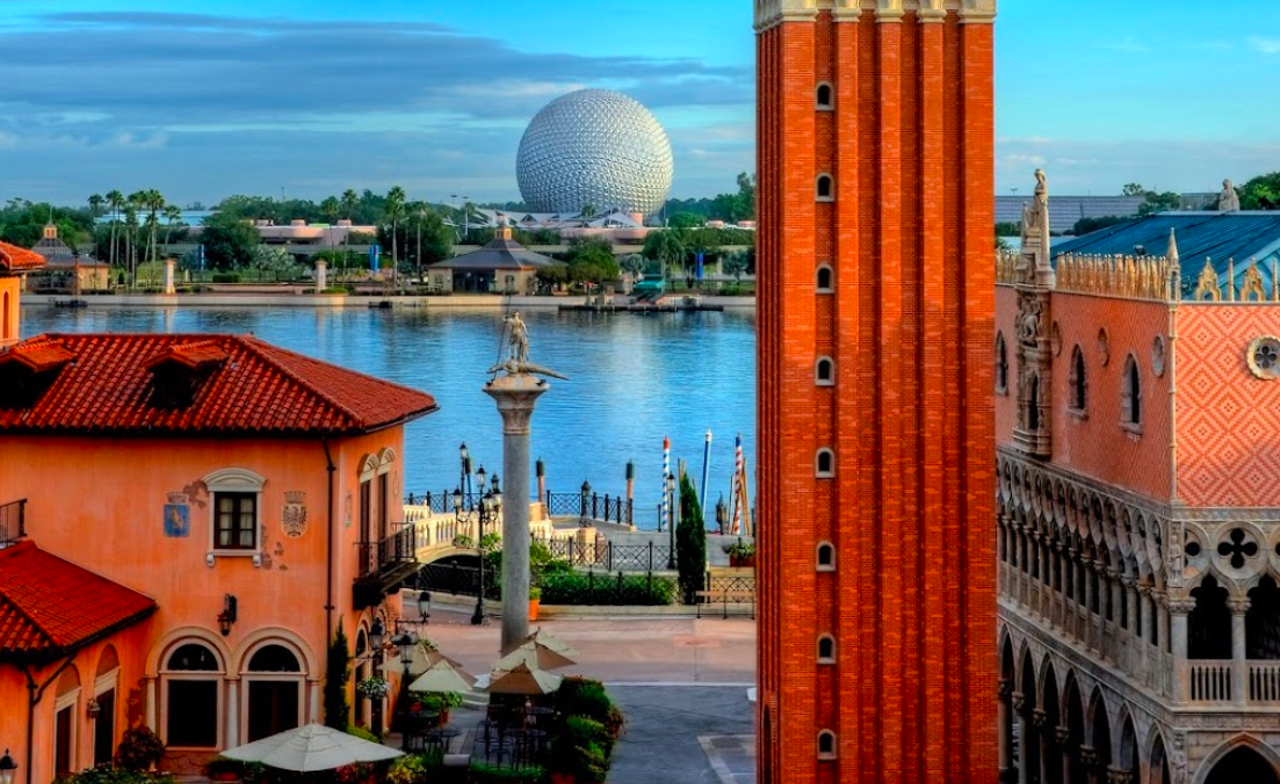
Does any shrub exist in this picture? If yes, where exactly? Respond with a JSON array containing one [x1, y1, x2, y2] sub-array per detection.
[[386, 753, 441, 784], [325, 624, 351, 729], [540, 570, 674, 606], [114, 727, 165, 771], [723, 540, 755, 559], [677, 474, 707, 604], [466, 763, 546, 783], [556, 677, 625, 740], [55, 770, 176, 784], [321, 286, 349, 294], [345, 725, 379, 743], [411, 691, 463, 713], [211, 272, 241, 284]]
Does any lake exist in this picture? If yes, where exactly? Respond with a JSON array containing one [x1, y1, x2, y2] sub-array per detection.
[[19, 306, 757, 522]]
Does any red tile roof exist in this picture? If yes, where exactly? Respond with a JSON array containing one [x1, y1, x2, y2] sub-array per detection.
[[0, 333, 438, 436], [0, 240, 46, 273], [0, 541, 156, 660]]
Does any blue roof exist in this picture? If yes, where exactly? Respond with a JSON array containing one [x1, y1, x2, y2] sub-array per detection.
[[1051, 212, 1280, 294]]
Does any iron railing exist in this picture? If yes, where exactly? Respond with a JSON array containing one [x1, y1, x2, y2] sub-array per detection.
[[544, 491, 633, 525], [0, 499, 26, 545], [403, 490, 486, 516], [414, 562, 500, 600], [356, 523, 417, 578], [534, 538, 673, 572]]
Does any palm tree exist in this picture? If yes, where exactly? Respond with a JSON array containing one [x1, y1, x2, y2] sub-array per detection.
[[409, 202, 431, 285], [341, 189, 359, 222], [88, 194, 104, 221], [106, 190, 124, 271], [124, 199, 140, 288], [163, 204, 183, 246], [141, 189, 165, 265], [385, 186, 406, 287]]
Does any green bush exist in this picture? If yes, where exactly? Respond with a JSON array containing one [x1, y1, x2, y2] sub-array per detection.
[[345, 724, 379, 743], [677, 475, 707, 604], [411, 691, 463, 712], [556, 677, 625, 740], [114, 726, 165, 771], [325, 624, 351, 729], [540, 570, 675, 606], [466, 763, 546, 783], [55, 770, 176, 784], [321, 286, 349, 294], [211, 272, 241, 284], [386, 753, 442, 784]]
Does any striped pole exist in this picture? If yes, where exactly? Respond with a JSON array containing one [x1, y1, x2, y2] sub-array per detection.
[[660, 437, 671, 532], [730, 434, 744, 535], [700, 430, 713, 512]]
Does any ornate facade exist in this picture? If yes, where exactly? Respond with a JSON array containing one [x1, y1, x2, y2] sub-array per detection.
[[997, 173, 1280, 784], [755, 1, 996, 782]]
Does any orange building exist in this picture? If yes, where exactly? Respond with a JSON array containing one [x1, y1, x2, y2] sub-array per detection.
[[754, 1, 997, 783], [997, 186, 1280, 783], [0, 261, 438, 782]]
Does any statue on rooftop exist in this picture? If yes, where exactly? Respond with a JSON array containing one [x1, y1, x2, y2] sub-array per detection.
[[1218, 178, 1241, 213]]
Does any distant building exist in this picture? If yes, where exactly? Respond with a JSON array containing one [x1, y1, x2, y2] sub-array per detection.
[[426, 227, 563, 294], [27, 223, 110, 293]]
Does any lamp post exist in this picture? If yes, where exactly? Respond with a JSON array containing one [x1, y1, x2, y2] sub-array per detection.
[[715, 495, 728, 536], [579, 480, 591, 527], [456, 466, 502, 626]]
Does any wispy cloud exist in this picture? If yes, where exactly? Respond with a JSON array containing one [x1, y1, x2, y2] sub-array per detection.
[[1249, 36, 1280, 54], [1098, 37, 1149, 54]]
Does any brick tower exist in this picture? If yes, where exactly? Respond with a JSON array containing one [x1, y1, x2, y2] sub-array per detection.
[[754, 2, 997, 783]]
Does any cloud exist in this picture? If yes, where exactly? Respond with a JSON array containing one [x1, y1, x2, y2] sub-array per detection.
[[1098, 37, 1149, 54], [1249, 36, 1280, 54], [0, 11, 754, 203]]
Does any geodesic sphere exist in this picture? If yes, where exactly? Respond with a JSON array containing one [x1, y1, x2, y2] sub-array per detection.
[[516, 89, 674, 217]]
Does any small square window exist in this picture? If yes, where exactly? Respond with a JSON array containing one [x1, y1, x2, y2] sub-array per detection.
[[215, 492, 257, 550]]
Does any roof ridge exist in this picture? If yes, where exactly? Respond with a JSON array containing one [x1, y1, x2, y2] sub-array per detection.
[[237, 336, 365, 427]]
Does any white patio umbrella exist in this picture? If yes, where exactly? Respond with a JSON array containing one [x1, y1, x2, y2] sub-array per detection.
[[220, 723, 402, 772], [408, 658, 477, 693], [486, 662, 563, 696], [504, 628, 579, 659], [494, 640, 575, 671], [379, 646, 465, 676]]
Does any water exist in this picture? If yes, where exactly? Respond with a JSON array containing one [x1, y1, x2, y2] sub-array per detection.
[[19, 306, 757, 518]]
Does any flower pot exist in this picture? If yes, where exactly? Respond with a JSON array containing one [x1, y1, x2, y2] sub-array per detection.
[[549, 773, 575, 784], [529, 598, 541, 621]]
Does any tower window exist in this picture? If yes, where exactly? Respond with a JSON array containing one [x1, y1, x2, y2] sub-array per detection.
[[817, 730, 836, 760], [815, 449, 834, 478], [816, 542, 835, 571], [815, 82, 833, 111], [817, 635, 835, 663], [1121, 354, 1142, 429], [816, 175, 834, 202], [816, 265, 834, 293], [995, 332, 1007, 394], [1069, 345, 1087, 412], [816, 357, 834, 386]]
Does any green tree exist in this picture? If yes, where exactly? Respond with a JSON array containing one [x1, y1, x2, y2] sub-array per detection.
[[721, 250, 749, 282], [385, 186, 406, 267], [341, 189, 360, 221], [621, 253, 646, 279], [1138, 190, 1180, 216], [320, 196, 341, 225], [201, 212, 261, 271], [105, 190, 124, 270], [676, 474, 707, 605], [568, 246, 620, 285], [1122, 182, 1146, 197], [1239, 172, 1280, 210], [324, 624, 351, 730], [995, 221, 1022, 237], [1072, 215, 1128, 236], [667, 212, 703, 229], [642, 230, 686, 281], [163, 204, 184, 245]]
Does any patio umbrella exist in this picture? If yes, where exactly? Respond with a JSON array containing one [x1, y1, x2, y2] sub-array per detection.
[[379, 646, 464, 676], [503, 628, 580, 659], [408, 658, 477, 693], [220, 723, 402, 772], [494, 640, 576, 671], [486, 662, 563, 695]]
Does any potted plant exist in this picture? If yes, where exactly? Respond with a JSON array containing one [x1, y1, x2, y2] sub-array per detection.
[[356, 676, 390, 701], [415, 691, 464, 727], [207, 757, 242, 782], [529, 585, 542, 621], [723, 539, 756, 568], [114, 726, 165, 771]]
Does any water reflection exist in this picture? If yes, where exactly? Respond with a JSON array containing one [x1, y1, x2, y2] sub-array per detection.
[[21, 306, 757, 514]]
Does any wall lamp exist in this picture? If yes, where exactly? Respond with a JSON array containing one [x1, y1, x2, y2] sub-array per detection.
[[0, 750, 17, 784], [86, 699, 101, 720], [217, 594, 238, 636]]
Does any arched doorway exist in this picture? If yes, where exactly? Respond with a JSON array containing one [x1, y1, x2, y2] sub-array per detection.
[[1088, 690, 1112, 784], [354, 629, 369, 729], [1020, 649, 1040, 783], [1190, 576, 1231, 659], [1000, 636, 1016, 781], [1063, 674, 1085, 784], [243, 643, 304, 742], [1204, 746, 1280, 784], [94, 646, 121, 767], [162, 641, 223, 749], [54, 666, 81, 778]]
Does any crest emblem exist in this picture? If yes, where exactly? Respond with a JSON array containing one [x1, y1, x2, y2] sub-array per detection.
[[282, 491, 308, 538]]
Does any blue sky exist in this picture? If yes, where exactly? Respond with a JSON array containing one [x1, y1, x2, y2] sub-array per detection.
[[0, 0, 1275, 206]]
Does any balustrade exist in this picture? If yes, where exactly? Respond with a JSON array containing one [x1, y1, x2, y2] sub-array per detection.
[[1189, 660, 1233, 702]]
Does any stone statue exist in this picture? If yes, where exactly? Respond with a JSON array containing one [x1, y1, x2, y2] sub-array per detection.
[[1021, 169, 1049, 236], [1218, 178, 1241, 212], [488, 311, 568, 380]]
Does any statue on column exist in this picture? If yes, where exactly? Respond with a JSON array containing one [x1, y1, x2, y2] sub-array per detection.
[[1217, 179, 1241, 213], [488, 311, 568, 379]]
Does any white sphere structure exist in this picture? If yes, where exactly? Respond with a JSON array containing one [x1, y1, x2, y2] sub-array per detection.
[[516, 89, 674, 217]]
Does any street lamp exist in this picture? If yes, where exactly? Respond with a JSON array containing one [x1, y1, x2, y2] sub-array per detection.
[[392, 632, 415, 669], [0, 750, 16, 784], [579, 480, 592, 527], [456, 457, 502, 626], [369, 618, 386, 650], [715, 495, 728, 535], [416, 590, 431, 622]]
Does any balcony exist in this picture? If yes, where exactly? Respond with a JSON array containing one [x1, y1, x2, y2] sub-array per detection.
[[353, 524, 419, 610], [0, 499, 26, 546], [1188, 660, 1280, 704]]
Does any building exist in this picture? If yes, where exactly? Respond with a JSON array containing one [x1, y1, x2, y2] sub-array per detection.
[[27, 223, 111, 294], [0, 268, 439, 781], [1, 241, 45, 347], [427, 227, 564, 294], [754, 2, 996, 783], [997, 175, 1280, 784]]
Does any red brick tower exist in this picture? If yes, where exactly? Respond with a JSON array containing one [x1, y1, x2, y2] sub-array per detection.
[[755, 1, 997, 783]]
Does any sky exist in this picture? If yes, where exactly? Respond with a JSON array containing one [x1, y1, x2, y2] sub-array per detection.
[[0, 0, 1276, 207]]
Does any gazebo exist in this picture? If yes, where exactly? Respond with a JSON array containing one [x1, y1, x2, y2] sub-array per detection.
[[427, 227, 563, 294]]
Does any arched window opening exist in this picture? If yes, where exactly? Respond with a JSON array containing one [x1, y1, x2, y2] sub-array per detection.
[[248, 644, 302, 672], [1069, 345, 1087, 411], [54, 666, 81, 778], [1027, 375, 1040, 431], [817, 730, 836, 759], [815, 82, 833, 110], [1205, 747, 1280, 784], [1248, 576, 1280, 659], [816, 265, 834, 293], [816, 542, 835, 571], [1, 291, 9, 340], [163, 641, 221, 748], [816, 175, 834, 202], [815, 449, 834, 478], [1121, 355, 1142, 427], [94, 647, 120, 768], [816, 357, 834, 386], [817, 635, 835, 663], [244, 643, 303, 742], [995, 332, 1008, 394], [354, 630, 369, 728], [1189, 576, 1232, 659]]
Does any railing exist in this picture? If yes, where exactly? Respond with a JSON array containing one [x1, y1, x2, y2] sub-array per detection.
[[0, 499, 25, 545], [1189, 661, 1233, 702], [534, 538, 673, 572], [544, 492, 633, 526], [357, 524, 417, 578], [403, 491, 486, 517], [1250, 662, 1280, 702]]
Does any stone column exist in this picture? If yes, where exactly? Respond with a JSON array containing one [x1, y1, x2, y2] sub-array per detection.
[[1034, 709, 1051, 784], [163, 258, 176, 295], [1029, 532, 1042, 615], [1169, 598, 1195, 702], [1138, 584, 1154, 684], [1013, 692, 1030, 784], [1078, 745, 1098, 784], [1230, 596, 1251, 705], [1065, 548, 1077, 638], [484, 373, 548, 652], [316, 260, 328, 293], [1082, 558, 1095, 651], [308, 679, 320, 722], [997, 680, 1013, 781], [1105, 765, 1135, 784], [1121, 574, 1137, 671], [226, 679, 239, 749], [1056, 726, 1073, 784]]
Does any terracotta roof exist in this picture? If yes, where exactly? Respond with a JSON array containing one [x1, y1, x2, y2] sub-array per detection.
[[0, 240, 46, 273], [0, 540, 156, 660], [0, 333, 439, 436], [0, 337, 75, 372]]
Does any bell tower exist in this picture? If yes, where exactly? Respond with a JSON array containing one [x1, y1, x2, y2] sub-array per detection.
[[755, 1, 997, 782]]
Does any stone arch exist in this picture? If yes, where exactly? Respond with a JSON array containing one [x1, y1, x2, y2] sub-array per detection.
[[816, 264, 834, 292], [1195, 735, 1280, 784], [1041, 661, 1064, 784], [1116, 706, 1139, 779], [1020, 647, 1041, 780], [232, 628, 319, 677], [816, 541, 835, 571], [376, 447, 398, 468], [1063, 670, 1086, 784], [1087, 687, 1112, 772], [815, 356, 835, 386], [815, 81, 834, 110], [1147, 727, 1171, 784], [1190, 573, 1233, 659], [1247, 575, 1280, 659], [815, 448, 835, 478], [145, 626, 233, 677]]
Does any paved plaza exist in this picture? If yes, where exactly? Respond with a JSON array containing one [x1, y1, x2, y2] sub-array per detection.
[[419, 602, 757, 782]]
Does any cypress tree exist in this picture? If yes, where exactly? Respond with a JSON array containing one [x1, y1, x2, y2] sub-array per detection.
[[324, 623, 351, 729], [677, 474, 707, 604]]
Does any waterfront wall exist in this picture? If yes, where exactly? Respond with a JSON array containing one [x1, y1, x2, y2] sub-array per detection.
[[23, 294, 757, 309]]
